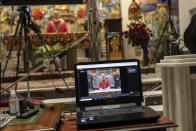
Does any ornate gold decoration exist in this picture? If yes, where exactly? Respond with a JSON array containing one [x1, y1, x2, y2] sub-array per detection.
[[3, 33, 89, 49], [109, 36, 122, 60]]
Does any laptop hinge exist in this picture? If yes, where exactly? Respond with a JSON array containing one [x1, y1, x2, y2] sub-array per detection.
[[83, 102, 141, 111]]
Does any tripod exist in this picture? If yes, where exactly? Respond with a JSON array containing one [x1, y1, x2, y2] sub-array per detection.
[[1, 6, 69, 98], [2, 6, 32, 98], [149, 0, 179, 67]]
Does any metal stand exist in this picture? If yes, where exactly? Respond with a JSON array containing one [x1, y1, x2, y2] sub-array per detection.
[[85, 0, 101, 61]]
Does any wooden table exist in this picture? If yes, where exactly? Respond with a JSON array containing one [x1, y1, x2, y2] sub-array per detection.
[[58, 115, 177, 131], [0, 103, 63, 131]]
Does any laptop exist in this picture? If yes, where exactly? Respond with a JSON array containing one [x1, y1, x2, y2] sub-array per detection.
[[74, 59, 160, 129]]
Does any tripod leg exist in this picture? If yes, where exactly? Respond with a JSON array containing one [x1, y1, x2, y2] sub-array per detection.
[[149, 19, 170, 67], [2, 16, 22, 79], [169, 18, 178, 35], [23, 24, 31, 99], [15, 22, 24, 92]]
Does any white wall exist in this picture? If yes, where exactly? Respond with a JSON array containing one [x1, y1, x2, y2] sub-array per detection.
[[120, 0, 132, 31], [179, 0, 196, 34]]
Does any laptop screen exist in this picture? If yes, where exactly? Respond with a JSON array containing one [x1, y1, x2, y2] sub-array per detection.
[[74, 59, 143, 107]]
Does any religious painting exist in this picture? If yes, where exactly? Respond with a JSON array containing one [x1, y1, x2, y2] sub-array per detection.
[[109, 36, 123, 60]]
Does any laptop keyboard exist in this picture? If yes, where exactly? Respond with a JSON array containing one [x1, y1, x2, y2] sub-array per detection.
[[82, 106, 148, 118]]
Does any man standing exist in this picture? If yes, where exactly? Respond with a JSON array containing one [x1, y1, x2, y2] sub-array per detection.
[[99, 76, 110, 89], [46, 10, 68, 71], [46, 10, 68, 33]]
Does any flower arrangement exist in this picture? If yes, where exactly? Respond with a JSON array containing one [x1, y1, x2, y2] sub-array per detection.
[[124, 22, 153, 46], [32, 9, 44, 20]]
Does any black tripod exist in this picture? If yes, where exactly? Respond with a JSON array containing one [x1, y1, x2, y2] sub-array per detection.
[[149, 0, 179, 67], [2, 6, 32, 97], [1, 6, 69, 98]]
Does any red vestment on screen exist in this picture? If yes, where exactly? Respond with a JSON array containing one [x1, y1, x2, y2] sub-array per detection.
[[99, 79, 110, 89]]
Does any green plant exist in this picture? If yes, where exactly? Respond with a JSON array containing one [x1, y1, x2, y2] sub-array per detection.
[[34, 43, 64, 65]]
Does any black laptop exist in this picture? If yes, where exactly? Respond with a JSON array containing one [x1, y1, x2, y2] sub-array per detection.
[[74, 59, 160, 129]]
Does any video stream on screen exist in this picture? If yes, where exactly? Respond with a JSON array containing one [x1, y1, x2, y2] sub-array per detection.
[[87, 68, 121, 97]]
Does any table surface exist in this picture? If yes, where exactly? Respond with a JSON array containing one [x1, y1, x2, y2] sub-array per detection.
[[0, 103, 63, 131], [58, 115, 177, 131]]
